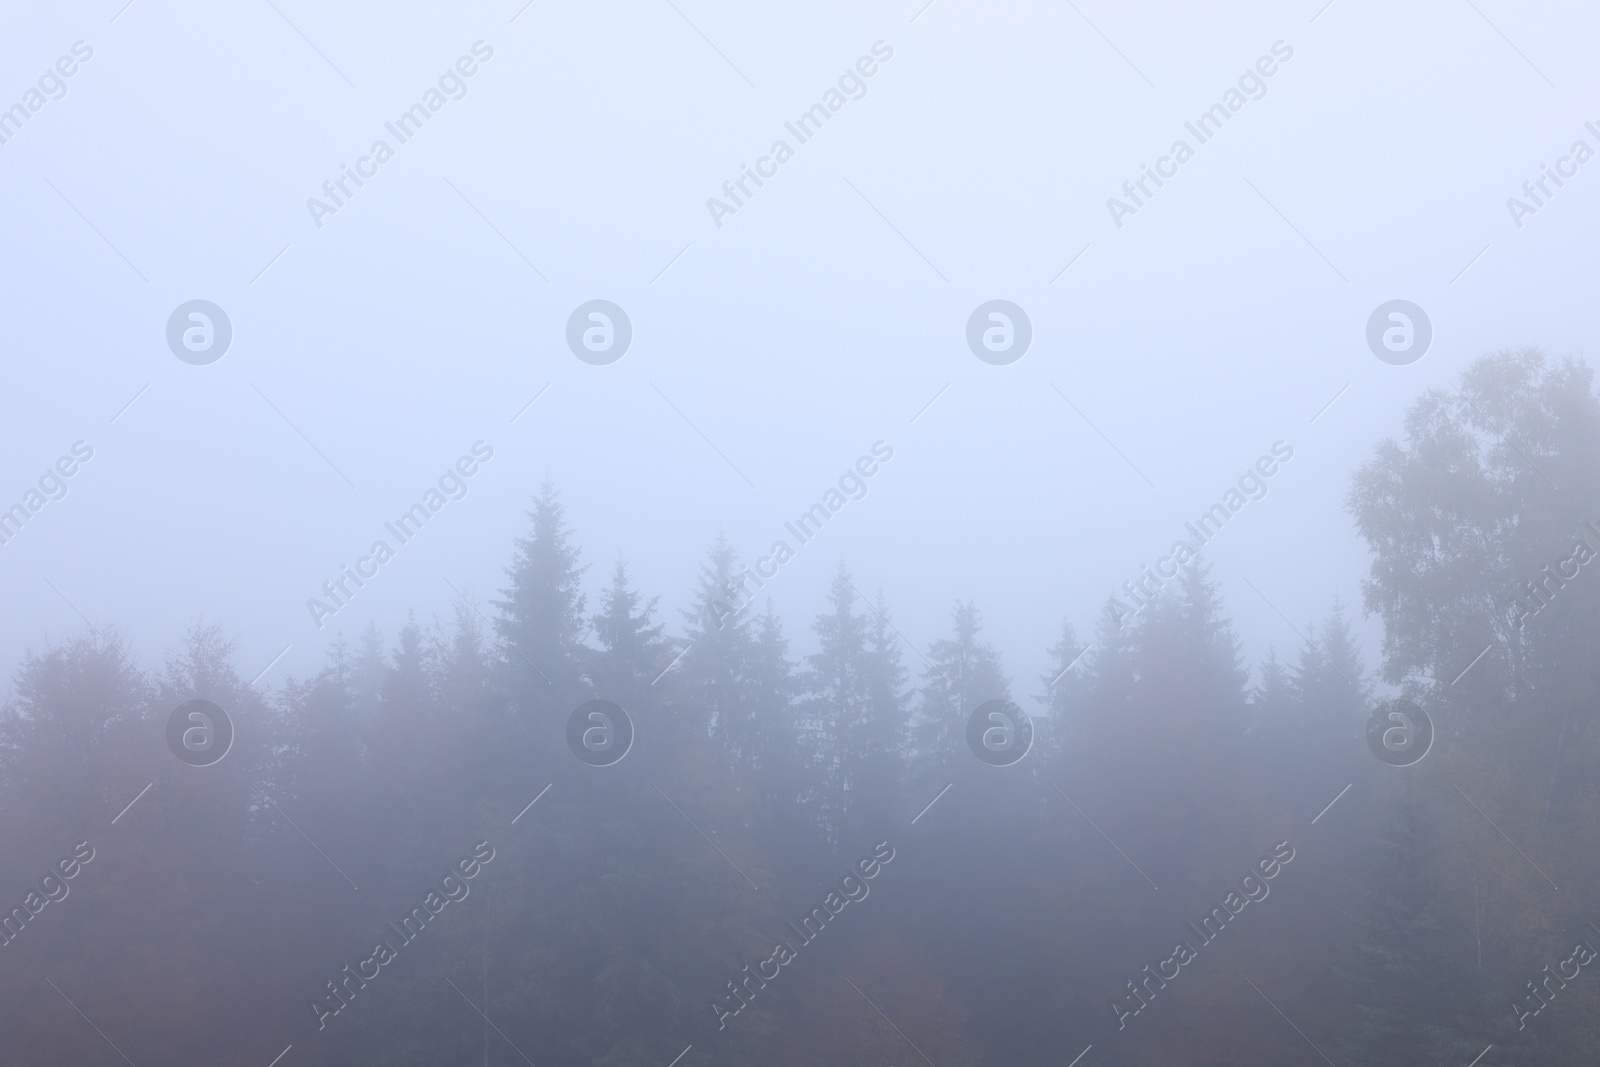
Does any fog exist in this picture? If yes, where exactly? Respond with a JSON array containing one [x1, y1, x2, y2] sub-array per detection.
[[2, 1, 1598, 1064]]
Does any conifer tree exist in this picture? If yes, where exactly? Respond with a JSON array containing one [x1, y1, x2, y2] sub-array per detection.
[[744, 599, 809, 853], [383, 611, 432, 717], [794, 566, 911, 842], [1251, 646, 1295, 722], [1291, 603, 1371, 741], [494, 482, 589, 717], [1036, 617, 1087, 767], [352, 620, 386, 719], [847, 587, 912, 835], [799, 564, 870, 837], [912, 600, 1011, 769], [679, 535, 759, 762], [1336, 787, 1482, 1067], [589, 555, 670, 714]]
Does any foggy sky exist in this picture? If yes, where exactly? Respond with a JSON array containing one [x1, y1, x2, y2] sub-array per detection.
[[2, 0, 1595, 693]]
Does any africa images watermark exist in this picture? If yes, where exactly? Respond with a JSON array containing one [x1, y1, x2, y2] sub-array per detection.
[[305, 41, 495, 229], [167, 699, 236, 768], [1106, 41, 1294, 229], [566, 699, 635, 767], [1109, 840, 1297, 1031], [967, 699, 1035, 767], [710, 440, 895, 629], [713, 841, 897, 1031], [706, 41, 895, 229], [1507, 519, 1600, 630], [306, 441, 495, 629], [0, 40, 94, 148], [0, 440, 94, 549], [1111, 440, 1294, 629], [0, 842, 97, 950], [1511, 929, 1599, 1032], [311, 840, 497, 1031], [1366, 698, 1434, 768], [1506, 121, 1600, 230]]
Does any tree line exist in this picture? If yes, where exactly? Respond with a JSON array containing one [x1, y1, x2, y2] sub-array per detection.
[[0, 348, 1596, 1066]]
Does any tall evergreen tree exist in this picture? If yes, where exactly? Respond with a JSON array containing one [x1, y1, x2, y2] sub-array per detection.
[[494, 482, 590, 718], [1036, 617, 1087, 768], [743, 600, 809, 853], [847, 586, 913, 836], [383, 612, 432, 718], [797, 566, 910, 842], [799, 564, 870, 837], [1336, 786, 1482, 1067], [0, 629, 151, 849], [351, 621, 386, 719], [1250, 645, 1295, 723], [678, 535, 759, 763], [1067, 563, 1262, 899], [911, 600, 1011, 775], [589, 555, 671, 715], [1291, 602, 1372, 741]]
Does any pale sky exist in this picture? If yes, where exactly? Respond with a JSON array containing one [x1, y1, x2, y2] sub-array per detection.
[[2, 0, 1596, 697]]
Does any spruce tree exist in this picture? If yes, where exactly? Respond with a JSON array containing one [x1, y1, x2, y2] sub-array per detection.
[[798, 564, 869, 838], [1036, 617, 1087, 768], [494, 482, 589, 718], [678, 535, 759, 763], [1251, 646, 1295, 723], [1291, 603, 1372, 743], [798, 565, 910, 842], [849, 587, 912, 836], [589, 554, 670, 715], [352, 621, 386, 719], [912, 600, 1011, 772]]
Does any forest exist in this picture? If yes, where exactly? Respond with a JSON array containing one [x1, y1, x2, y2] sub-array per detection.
[[2, 347, 1597, 1067]]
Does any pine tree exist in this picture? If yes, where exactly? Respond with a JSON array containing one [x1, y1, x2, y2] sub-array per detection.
[[1068, 563, 1261, 900], [434, 592, 492, 713], [494, 482, 589, 718], [678, 535, 759, 763], [352, 621, 386, 719], [1337, 785, 1482, 1066], [1082, 596, 1137, 715], [274, 636, 372, 872], [384, 611, 432, 716], [799, 564, 870, 837], [1292, 602, 1372, 743], [589, 554, 670, 715], [745, 599, 808, 848], [1036, 617, 1087, 767], [794, 566, 910, 843], [849, 587, 912, 836], [0, 629, 151, 850], [912, 601, 1011, 770], [1251, 646, 1295, 723]]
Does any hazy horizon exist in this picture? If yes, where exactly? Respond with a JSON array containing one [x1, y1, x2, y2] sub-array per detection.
[[3, 2, 1597, 1065]]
